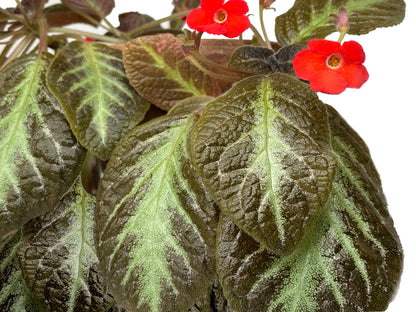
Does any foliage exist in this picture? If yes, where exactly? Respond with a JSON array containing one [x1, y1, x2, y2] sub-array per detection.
[[0, 1, 405, 312]]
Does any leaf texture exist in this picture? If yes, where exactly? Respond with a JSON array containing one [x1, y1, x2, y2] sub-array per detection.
[[17, 180, 114, 312], [47, 41, 150, 160], [62, 0, 115, 16], [123, 34, 230, 110], [275, 0, 406, 45], [0, 232, 41, 312], [192, 73, 337, 255], [95, 98, 218, 312], [0, 53, 85, 238], [216, 105, 403, 312]]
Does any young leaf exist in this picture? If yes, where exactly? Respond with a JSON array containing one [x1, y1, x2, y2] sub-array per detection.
[[17, 179, 114, 312], [123, 34, 230, 110], [47, 41, 150, 160], [62, 0, 115, 16], [275, 0, 406, 45], [0, 232, 41, 312], [95, 98, 218, 312], [192, 73, 336, 255], [0, 53, 85, 238], [216, 106, 403, 312]]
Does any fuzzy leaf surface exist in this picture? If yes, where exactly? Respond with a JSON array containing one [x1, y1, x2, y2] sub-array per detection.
[[217, 106, 403, 312], [0, 53, 85, 238], [123, 34, 229, 110], [47, 41, 149, 160], [275, 0, 406, 45], [0, 232, 41, 312], [192, 73, 336, 255], [17, 180, 113, 312], [95, 99, 218, 312]]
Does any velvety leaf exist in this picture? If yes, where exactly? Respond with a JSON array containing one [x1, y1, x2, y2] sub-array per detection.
[[0, 232, 41, 311], [0, 53, 85, 238], [17, 179, 114, 312], [275, 0, 406, 45], [228, 44, 305, 75], [192, 73, 336, 255], [95, 99, 218, 312], [123, 34, 230, 110], [117, 12, 161, 33], [47, 41, 150, 160], [62, 0, 114, 16], [44, 4, 101, 27], [216, 106, 403, 312]]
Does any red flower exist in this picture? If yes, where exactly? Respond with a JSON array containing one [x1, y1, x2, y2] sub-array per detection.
[[186, 0, 250, 38], [293, 39, 369, 94]]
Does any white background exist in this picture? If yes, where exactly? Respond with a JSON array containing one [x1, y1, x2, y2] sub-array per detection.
[[2, 0, 414, 311]]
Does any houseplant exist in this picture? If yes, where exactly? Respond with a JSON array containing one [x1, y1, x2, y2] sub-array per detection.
[[0, 0, 406, 311]]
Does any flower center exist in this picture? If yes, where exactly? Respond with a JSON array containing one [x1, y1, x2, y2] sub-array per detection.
[[326, 53, 343, 69], [214, 9, 228, 23]]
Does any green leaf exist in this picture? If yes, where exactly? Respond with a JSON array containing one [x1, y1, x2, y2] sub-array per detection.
[[192, 73, 336, 255], [0, 232, 41, 312], [0, 53, 85, 238], [95, 99, 218, 312], [275, 0, 406, 45], [123, 34, 230, 111], [17, 179, 114, 312], [216, 105, 403, 312], [47, 41, 150, 160], [228, 45, 305, 75]]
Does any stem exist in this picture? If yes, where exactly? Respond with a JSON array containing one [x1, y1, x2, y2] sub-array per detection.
[[48, 27, 125, 44], [259, 5, 272, 49], [14, 0, 31, 26], [337, 30, 347, 43], [249, 24, 266, 47], [186, 54, 241, 82], [0, 32, 34, 70], [38, 17, 48, 53], [0, 7, 28, 27], [125, 10, 191, 38]]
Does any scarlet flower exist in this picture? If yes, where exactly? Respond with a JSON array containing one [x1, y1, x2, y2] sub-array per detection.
[[293, 39, 369, 94], [186, 0, 250, 38]]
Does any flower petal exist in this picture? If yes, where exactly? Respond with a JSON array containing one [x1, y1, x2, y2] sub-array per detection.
[[186, 8, 214, 31], [309, 70, 348, 94], [201, 0, 224, 12], [341, 63, 369, 88], [222, 14, 250, 38], [223, 0, 249, 15], [308, 39, 341, 56], [342, 41, 366, 64], [293, 49, 327, 80], [202, 22, 228, 35]]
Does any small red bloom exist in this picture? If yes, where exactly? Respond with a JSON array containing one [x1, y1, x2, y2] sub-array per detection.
[[293, 39, 369, 94], [186, 0, 250, 38]]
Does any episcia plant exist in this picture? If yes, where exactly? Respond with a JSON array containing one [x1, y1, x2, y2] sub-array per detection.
[[0, 0, 406, 311]]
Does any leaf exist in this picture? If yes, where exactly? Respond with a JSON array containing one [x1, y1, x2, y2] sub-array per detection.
[[123, 34, 230, 110], [47, 41, 150, 160], [17, 179, 114, 312], [0, 53, 85, 238], [0, 232, 41, 312], [62, 0, 115, 16], [216, 105, 403, 312], [117, 12, 161, 33], [228, 44, 305, 75], [275, 0, 406, 45], [192, 73, 336, 255], [44, 4, 101, 27], [95, 98, 218, 312]]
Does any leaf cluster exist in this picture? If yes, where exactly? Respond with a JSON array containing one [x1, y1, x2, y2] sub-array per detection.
[[0, 0, 406, 312]]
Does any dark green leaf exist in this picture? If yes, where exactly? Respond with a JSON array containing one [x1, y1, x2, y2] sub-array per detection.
[[95, 99, 218, 312], [228, 44, 305, 75], [0, 232, 41, 312], [17, 179, 114, 312], [192, 73, 336, 255], [123, 34, 230, 110], [47, 41, 150, 160], [275, 0, 406, 45], [0, 53, 85, 238], [216, 106, 403, 312]]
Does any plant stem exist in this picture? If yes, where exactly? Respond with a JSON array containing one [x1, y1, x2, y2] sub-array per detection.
[[187, 54, 241, 82], [249, 24, 266, 47], [125, 10, 191, 38], [14, 0, 31, 25], [259, 5, 272, 49], [48, 27, 125, 44]]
